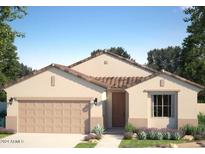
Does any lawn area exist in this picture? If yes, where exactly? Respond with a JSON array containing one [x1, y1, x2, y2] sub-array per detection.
[[0, 134, 10, 139], [119, 139, 187, 148], [74, 142, 97, 148]]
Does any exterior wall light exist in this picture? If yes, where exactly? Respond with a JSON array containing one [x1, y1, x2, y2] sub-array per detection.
[[8, 97, 17, 105], [93, 98, 98, 105]]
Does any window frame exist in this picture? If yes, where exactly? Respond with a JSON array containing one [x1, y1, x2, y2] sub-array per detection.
[[151, 93, 175, 118]]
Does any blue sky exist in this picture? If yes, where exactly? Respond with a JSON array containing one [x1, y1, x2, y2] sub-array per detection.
[[11, 6, 188, 69]]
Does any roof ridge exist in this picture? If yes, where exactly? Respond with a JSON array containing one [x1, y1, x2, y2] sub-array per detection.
[[68, 51, 157, 73]]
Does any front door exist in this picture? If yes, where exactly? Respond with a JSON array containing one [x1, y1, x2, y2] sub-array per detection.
[[112, 92, 125, 127]]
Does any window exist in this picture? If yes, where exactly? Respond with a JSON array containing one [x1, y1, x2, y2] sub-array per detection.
[[152, 94, 173, 117]]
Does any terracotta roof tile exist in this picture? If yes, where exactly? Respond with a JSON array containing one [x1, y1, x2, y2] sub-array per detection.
[[94, 76, 147, 88]]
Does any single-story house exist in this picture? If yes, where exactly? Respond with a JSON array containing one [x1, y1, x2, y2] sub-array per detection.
[[3, 52, 204, 134]]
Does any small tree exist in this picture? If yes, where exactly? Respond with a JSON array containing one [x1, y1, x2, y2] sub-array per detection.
[[91, 47, 132, 60], [147, 46, 182, 74]]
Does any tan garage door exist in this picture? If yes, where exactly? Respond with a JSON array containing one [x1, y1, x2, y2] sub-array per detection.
[[18, 100, 90, 134]]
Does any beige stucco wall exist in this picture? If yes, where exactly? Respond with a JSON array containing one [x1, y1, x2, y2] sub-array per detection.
[[5, 67, 106, 132], [197, 103, 205, 114], [72, 54, 152, 77], [126, 74, 201, 128]]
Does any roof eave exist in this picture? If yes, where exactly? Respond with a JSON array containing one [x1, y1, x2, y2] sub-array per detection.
[[125, 70, 204, 90], [2, 64, 108, 90], [160, 70, 205, 90]]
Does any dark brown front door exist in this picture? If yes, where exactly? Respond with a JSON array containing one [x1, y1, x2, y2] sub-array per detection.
[[112, 92, 125, 127]]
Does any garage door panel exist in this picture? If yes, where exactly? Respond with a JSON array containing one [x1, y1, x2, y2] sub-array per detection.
[[71, 127, 81, 134], [63, 103, 71, 109], [18, 100, 90, 133], [19, 109, 26, 116], [71, 103, 81, 109], [63, 109, 71, 116], [44, 125, 53, 132], [54, 118, 63, 125], [35, 103, 44, 109], [54, 109, 63, 117], [19, 103, 26, 109], [44, 103, 53, 109], [26, 109, 35, 117], [35, 125, 44, 133], [35, 110, 45, 117], [54, 103, 63, 109], [26, 117, 35, 123], [53, 125, 63, 133], [62, 127, 71, 133], [27, 103, 35, 109], [45, 109, 53, 116], [19, 117, 26, 124], [19, 125, 26, 132], [63, 119, 71, 124], [71, 111, 81, 118], [45, 117, 54, 124], [36, 118, 45, 124], [27, 126, 35, 132]]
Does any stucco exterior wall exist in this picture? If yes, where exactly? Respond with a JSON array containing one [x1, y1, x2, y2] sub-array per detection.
[[5, 67, 106, 131], [126, 74, 200, 128], [72, 54, 152, 77], [197, 103, 205, 114]]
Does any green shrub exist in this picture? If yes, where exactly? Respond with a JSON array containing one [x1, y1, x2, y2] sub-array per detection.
[[171, 132, 181, 140], [154, 132, 163, 140], [124, 123, 136, 132], [138, 131, 146, 140], [196, 125, 205, 134], [198, 112, 205, 125], [92, 124, 104, 136], [180, 124, 196, 135], [162, 131, 171, 140], [194, 132, 205, 140], [146, 131, 155, 140]]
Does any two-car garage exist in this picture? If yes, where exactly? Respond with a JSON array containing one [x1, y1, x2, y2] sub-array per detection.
[[18, 100, 90, 134], [5, 65, 106, 134]]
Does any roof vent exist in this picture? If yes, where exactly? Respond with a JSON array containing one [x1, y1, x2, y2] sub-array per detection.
[[104, 60, 108, 65], [51, 76, 55, 87], [160, 79, 165, 87]]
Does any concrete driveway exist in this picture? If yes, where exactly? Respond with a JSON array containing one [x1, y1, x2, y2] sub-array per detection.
[[0, 133, 84, 148]]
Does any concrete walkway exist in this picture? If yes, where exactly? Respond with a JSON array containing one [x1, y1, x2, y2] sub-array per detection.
[[95, 134, 123, 148], [177, 141, 205, 148]]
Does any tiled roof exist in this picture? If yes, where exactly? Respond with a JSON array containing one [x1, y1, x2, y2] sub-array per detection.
[[2, 64, 204, 90], [94, 76, 153, 88]]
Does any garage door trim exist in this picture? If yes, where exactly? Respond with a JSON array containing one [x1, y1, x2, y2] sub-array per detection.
[[16, 97, 92, 101]]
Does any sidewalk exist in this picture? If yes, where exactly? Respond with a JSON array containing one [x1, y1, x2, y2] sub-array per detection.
[[95, 134, 123, 148], [177, 141, 205, 148]]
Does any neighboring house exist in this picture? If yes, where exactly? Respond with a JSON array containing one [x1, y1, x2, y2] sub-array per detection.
[[3, 52, 204, 134]]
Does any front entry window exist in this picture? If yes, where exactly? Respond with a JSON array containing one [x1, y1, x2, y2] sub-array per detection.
[[152, 94, 173, 117]]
